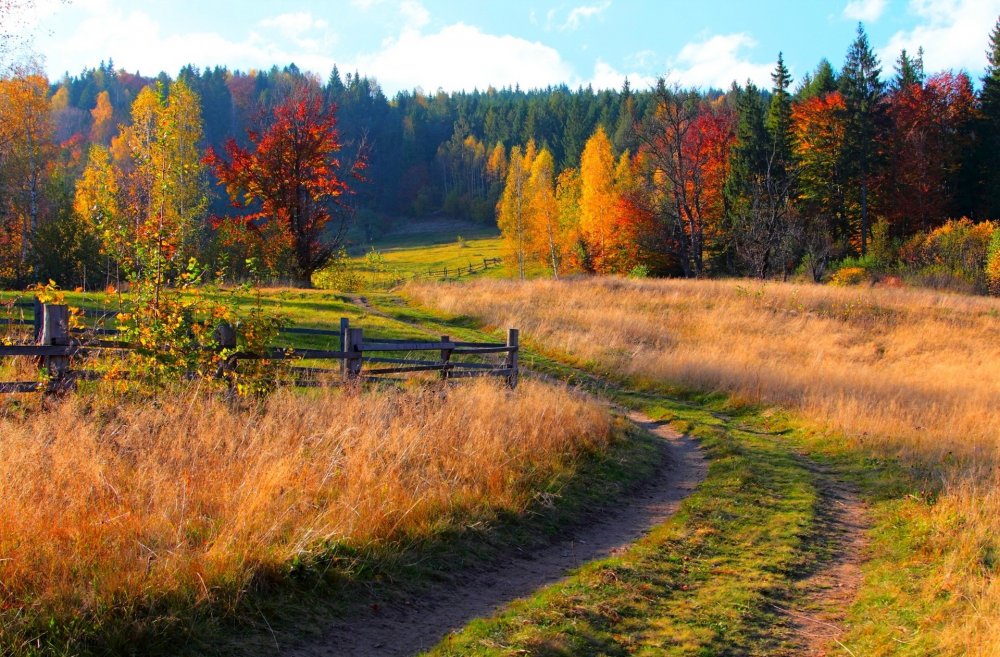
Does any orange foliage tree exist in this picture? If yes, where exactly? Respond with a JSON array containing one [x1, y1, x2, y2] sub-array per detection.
[[578, 126, 619, 272], [0, 71, 53, 282], [640, 85, 734, 276], [205, 85, 364, 286], [792, 91, 850, 253]]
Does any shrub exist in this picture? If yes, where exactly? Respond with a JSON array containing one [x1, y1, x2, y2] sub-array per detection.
[[829, 266, 869, 286], [987, 229, 1000, 295], [899, 218, 996, 293]]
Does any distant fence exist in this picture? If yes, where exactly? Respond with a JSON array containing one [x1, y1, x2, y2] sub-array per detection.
[[423, 257, 502, 281], [0, 301, 518, 394]]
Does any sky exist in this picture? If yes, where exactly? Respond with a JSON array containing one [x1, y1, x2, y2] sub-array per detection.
[[14, 0, 1000, 95]]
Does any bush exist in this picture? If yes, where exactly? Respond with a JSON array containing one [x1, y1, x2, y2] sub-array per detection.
[[899, 218, 996, 293], [829, 266, 869, 286], [987, 229, 1000, 295]]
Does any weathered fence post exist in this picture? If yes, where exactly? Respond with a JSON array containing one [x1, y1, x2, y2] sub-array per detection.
[[39, 304, 70, 389], [345, 327, 364, 381], [440, 334, 452, 380], [214, 321, 237, 386], [505, 328, 519, 389], [32, 296, 42, 342], [339, 317, 350, 378]]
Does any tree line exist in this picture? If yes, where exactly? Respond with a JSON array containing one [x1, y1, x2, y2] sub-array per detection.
[[495, 22, 1000, 291], [1, 20, 1000, 289]]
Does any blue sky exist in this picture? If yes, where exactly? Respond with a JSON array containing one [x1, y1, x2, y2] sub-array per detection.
[[19, 0, 1000, 94]]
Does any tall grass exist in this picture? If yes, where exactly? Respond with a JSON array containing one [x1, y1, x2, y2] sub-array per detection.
[[409, 277, 1000, 655], [0, 379, 612, 651]]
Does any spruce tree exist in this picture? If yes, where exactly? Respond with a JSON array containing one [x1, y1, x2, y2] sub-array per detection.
[[797, 59, 838, 100], [840, 23, 885, 255], [766, 52, 793, 172], [893, 48, 925, 91], [980, 17, 1000, 217]]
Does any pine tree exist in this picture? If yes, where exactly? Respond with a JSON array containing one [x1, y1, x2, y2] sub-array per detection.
[[980, 17, 1000, 217], [840, 23, 885, 255], [797, 59, 838, 100], [766, 53, 794, 173], [893, 48, 925, 90]]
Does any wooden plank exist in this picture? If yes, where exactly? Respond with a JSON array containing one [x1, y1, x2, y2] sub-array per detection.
[[278, 326, 342, 336], [363, 364, 444, 375], [0, 318, 32, 326], [362, 341, 456, 351], [0, 345, 76, 357], [451, 346, 515, 355], [262, 348, 350, 360], [0, 381, 44, 393], [363, 356, 441, 366], [451, 340, 505, 348]]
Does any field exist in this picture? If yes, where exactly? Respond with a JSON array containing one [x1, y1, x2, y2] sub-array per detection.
[[0, 284, 633, 656], [4, 254, 1000, 656], [408, 276, 1000, 655], [328, 218, 508, 289]]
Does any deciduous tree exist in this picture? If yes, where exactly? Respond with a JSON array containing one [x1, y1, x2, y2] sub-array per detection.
[[206, 85, 363, 286]]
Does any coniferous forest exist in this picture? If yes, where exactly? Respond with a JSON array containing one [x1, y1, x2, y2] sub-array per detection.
[[2, 20, 1000, 291]]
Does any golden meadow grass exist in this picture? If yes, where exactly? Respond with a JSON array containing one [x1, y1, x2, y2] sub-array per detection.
[[409, 276, 1000, 655], [0, 379, 612, 643]]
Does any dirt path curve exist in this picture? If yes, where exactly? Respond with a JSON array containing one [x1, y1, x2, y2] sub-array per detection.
[[781, 457, 869, 656], [285, 413, 706, 657]]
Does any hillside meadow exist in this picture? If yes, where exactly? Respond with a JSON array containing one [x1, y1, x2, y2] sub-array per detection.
[[408, 276, 1000, 655], [0, 372, 614, 653]]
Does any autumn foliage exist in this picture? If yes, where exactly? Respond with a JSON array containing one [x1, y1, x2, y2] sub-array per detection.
[[205, 86, 364, 285]]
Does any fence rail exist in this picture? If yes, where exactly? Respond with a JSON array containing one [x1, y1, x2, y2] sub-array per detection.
[[0, 302, 518, 394], [424, 257, 502, 280]]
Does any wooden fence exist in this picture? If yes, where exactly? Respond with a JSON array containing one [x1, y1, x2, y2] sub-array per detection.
[[0, 302, 518, 394], [424, 257, 502, 280]]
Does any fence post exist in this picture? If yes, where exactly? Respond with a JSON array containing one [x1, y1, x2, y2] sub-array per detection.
[[214, 321, 237, 387], [440, 334, 451, 380], [339, 317, 350, 378], [345, 327, 363, 382], [444, 266, 448, 280], [40, 304, 70, 389], [505, 328, 519, 389], [32, 296, 42, 342]]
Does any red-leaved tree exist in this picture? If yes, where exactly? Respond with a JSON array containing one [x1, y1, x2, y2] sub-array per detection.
[[205, 86, 365, 286]]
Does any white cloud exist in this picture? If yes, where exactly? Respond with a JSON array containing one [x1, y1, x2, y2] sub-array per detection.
[[880, 0, 1000, 74], [40, 4, 338, 78], [843, 0, 889, 22], [561, 1, 612, 31], [587, 59, 657, 91], [667, 33, 772, 89], [400, 0, 430, 29], [257, 12, 336, 51], [352, 23, 574, 93]]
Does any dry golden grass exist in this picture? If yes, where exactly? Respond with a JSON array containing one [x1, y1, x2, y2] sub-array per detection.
[[0, 379, 612, 644], [409, 276, 1000, 655]]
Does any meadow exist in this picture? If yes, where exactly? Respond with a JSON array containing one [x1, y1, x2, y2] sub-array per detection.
[[409, 276, 1000, 655], [0, 284, 620, 655]]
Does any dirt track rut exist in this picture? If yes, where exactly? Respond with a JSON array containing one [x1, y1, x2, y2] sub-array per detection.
[[284, 412, 706, 657]]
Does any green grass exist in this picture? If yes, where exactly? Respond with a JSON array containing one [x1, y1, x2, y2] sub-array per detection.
[[366, 290, 941, 657]]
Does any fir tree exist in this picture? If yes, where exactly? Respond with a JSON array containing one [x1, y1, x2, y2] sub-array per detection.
[[980, 17, 1000, 217], [840, 23, 885, 255], [766, 52, 793, 171], [893, 47, 925, 90]]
